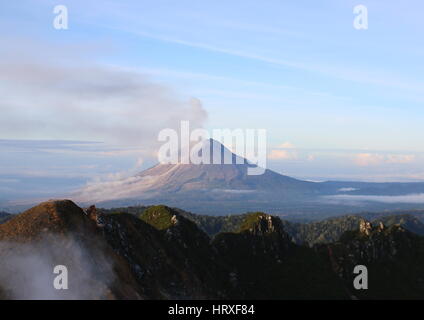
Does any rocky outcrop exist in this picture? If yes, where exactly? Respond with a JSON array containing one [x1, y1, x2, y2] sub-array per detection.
[[316, 219, 424, 299], [212, 212, 347, 299], [359, 219, 372, 236], [102, 205, 230, 299], [359, 219, 386, 237], [85, 205, 105, 227]]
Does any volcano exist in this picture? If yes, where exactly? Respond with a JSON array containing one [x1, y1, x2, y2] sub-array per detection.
[[75, 139, 424, 216], [77, 139, 317, 208]]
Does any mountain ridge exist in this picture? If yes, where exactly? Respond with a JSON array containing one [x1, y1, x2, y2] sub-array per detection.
[[2, 200, 424, 299]]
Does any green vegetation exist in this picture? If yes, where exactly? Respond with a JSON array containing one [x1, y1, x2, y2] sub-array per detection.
[[139, 205, 176, 230], [238, 212, 268, 232]]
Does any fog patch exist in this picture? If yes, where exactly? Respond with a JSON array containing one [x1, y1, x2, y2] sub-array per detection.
[[323, 193, 424, 204], [337, 187, 359, 192]]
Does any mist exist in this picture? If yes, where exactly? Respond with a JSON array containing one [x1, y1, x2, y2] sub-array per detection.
[[0, 234, 116, 300]]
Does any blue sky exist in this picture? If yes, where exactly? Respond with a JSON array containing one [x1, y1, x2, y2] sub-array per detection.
[[0, 0, 424, 201]]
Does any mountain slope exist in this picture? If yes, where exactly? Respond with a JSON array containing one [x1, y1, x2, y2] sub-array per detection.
[[0, 200, 142, 299], [101, 207, 231, 299]]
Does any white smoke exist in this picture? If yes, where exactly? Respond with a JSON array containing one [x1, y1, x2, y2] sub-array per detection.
[[0, 234, 116, 300], [0, 39, 208, 153]]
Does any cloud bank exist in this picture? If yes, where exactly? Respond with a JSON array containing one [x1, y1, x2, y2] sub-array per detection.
[[324, 193, 424, 204]]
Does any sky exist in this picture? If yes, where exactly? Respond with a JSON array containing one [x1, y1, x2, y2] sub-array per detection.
[[0, 0, 424, 201]]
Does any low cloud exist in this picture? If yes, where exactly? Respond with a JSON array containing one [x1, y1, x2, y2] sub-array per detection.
[[268, 142, 298, 160], [354, 153, 416, 166], [278, 142, 295, 149], [324, 193, 424, 204], [386, 154, 416, 164], [213, 189, 255, 194], [337, 187, 358, 192], [268, 149, 298, 160]]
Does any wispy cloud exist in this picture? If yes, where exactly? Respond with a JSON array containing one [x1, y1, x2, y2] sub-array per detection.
[[97, 25, 424, 95]]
